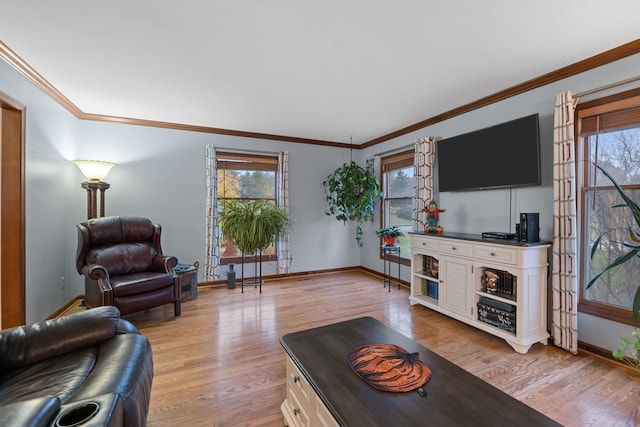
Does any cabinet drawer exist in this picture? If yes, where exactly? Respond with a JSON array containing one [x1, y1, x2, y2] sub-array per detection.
[[411, 236, 439, 252], [287, 357, 311, 405], [285, 389, 311, 427], [474, 244, 517, 265], [315, 398, 339, 427], [438, 240, 472, 257]]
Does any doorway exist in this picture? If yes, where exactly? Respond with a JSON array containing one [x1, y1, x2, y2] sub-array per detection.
[[0, 91, 26, 328]]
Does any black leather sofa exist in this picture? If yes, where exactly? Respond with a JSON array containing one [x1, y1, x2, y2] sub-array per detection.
[[0, 306, 153, 426]]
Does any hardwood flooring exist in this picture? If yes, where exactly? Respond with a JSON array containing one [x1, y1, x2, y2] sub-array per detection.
[[122, 270, 640, 427]]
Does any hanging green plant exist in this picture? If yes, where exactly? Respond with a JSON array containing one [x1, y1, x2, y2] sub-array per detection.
[[323, 160, 380, 246]]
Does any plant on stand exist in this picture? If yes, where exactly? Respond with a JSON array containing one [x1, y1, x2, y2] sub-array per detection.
[[375, 226, 405, 246], [586, 164, 640, 370], [218, 200, 290, 291], [324, 160, 380, 247]]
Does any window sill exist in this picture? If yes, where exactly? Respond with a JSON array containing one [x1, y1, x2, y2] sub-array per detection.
[[578, 301, 637, 327], [219, 254, 277, 265]]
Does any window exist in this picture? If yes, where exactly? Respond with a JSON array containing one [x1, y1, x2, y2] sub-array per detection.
[[577, 89, 640, 325], [217, 151, 278, 264], [380, 150, 414, 263]]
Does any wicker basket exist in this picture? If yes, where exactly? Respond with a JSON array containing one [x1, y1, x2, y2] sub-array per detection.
[[175, 261, 199, 302]]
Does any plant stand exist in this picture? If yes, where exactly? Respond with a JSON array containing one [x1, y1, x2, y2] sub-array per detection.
[[240, 250, 263, 293], [382, 245, 401, 292]]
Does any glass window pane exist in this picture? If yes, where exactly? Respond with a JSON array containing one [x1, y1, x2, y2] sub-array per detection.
[[386, 166, 414, 198], [583, 188, 640, 309], [218, 170, 275, 199], [387, 199, 413, 227], [239, 171, 275, 198], [218, 170, 241, 198], [217, 165, 277, 259], [384, 198, 412, 258], [587, 128, 640, 185]]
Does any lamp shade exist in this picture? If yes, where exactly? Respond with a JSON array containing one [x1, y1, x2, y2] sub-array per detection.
[[73, 160, 116, 181]]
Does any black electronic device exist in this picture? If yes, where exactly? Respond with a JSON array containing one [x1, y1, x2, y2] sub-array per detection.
[[519, 212, 540, 242], [481, 231, 516, 240], [437, 113, 541, 192]]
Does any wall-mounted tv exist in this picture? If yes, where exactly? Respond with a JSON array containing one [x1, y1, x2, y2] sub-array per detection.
[[436, 113, 541, 192]]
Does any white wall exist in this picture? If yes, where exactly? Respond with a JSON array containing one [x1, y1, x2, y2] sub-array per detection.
[[1, 59, 363, 323], [360, 53, 640, 352], [2, 51, 639, 353], [1, 59, 81, 323], [68, 122, 364, 298]]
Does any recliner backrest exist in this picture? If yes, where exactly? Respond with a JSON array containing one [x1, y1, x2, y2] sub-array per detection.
[[76, 216, 164, 276], [86, 242, 156, 276]]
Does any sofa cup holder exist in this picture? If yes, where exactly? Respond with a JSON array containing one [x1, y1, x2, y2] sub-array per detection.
[[55, 402, 100, 427]]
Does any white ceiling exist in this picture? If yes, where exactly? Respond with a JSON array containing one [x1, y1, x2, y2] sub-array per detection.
[[1, 1, 639, 145]]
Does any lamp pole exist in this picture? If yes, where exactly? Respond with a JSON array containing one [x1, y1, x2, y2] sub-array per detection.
[[81, 180, 111, 219]]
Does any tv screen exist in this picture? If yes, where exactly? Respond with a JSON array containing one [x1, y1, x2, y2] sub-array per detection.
[[437, 113, 541, 192]]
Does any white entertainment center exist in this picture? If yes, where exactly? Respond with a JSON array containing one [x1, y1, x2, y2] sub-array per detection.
[[409, 231, 551, 354]]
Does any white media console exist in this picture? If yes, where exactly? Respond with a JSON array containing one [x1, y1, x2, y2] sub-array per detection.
[[409, 231, 551, 354]]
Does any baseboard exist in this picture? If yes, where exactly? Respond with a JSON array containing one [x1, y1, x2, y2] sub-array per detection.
[[577, 340, 634, 370], [46, 294, 85, 319], [200, 265, 378, 287]]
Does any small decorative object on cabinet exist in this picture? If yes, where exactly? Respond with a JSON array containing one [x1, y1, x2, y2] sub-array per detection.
[[409, 231, 550, 354], [423, 199, 445, 233]]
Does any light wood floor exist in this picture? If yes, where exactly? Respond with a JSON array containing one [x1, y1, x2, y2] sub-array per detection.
[[122, 270, 640, 427]]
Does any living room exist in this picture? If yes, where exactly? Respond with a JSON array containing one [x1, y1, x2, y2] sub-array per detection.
[[1, 3, 640, 425]]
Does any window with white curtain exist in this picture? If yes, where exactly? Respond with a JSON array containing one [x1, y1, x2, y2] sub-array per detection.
[[577, 89, 640, 325], [216, 151, 278, 265], [380, 150, 414, 263]]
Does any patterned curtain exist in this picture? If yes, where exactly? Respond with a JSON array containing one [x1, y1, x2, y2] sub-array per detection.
[[551, 91, 579, 354], [413, 136, 436, 232], [204, 145, 220, 281], [277, 151, 291, 274]]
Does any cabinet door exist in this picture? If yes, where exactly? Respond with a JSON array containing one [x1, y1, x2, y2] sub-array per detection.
[[440, 256, 473, 318]]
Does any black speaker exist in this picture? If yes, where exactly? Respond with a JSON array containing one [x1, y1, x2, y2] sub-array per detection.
[[519, 213, 539, 243]]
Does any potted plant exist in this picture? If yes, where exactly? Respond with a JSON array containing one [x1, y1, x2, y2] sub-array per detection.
[[324, 160, 380, 247], [586, 164, 640, 370], [612, 328, 640, 370], [375, 226, 405, 246], [218, 200, 291, 256]]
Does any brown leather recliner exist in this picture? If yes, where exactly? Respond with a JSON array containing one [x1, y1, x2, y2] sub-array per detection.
[[0, 306, 153, 427], [76, 216, 181, 316]]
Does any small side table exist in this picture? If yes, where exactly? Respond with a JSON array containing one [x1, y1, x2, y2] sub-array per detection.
[[382, 245, 401, 292], [175, 261, 199, 301]]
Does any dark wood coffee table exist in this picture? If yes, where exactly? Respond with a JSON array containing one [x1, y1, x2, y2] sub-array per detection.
[[280, 317, 561, 426]]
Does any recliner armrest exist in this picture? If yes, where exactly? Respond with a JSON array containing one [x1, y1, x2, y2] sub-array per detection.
[[0, 396, 60, 427], [0, 306, 122, 372], [116, 318, 140, 335], [152, 255, 178, 273], [80, 264, 110, 281]]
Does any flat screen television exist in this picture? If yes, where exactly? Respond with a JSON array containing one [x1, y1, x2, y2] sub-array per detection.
[[437, 113, 541, 192]]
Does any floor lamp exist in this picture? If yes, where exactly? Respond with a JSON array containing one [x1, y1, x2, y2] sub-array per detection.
[[73, 160, 116, 220]]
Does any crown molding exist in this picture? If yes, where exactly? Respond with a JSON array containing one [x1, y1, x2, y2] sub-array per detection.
[[0, 41, 349, 148], [360, 38, 640, 148], [2, 39, 640, 150], [0, 41, 83, 116]]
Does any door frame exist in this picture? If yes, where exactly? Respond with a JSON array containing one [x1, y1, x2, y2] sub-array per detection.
[[0, 90, 26, 328]]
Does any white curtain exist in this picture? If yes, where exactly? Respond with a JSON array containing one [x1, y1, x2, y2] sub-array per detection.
[[204, 145, 220, 281], [277, 151, 291, 274], [551, 91, 579, 354], [413, 136, 436, 232]]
